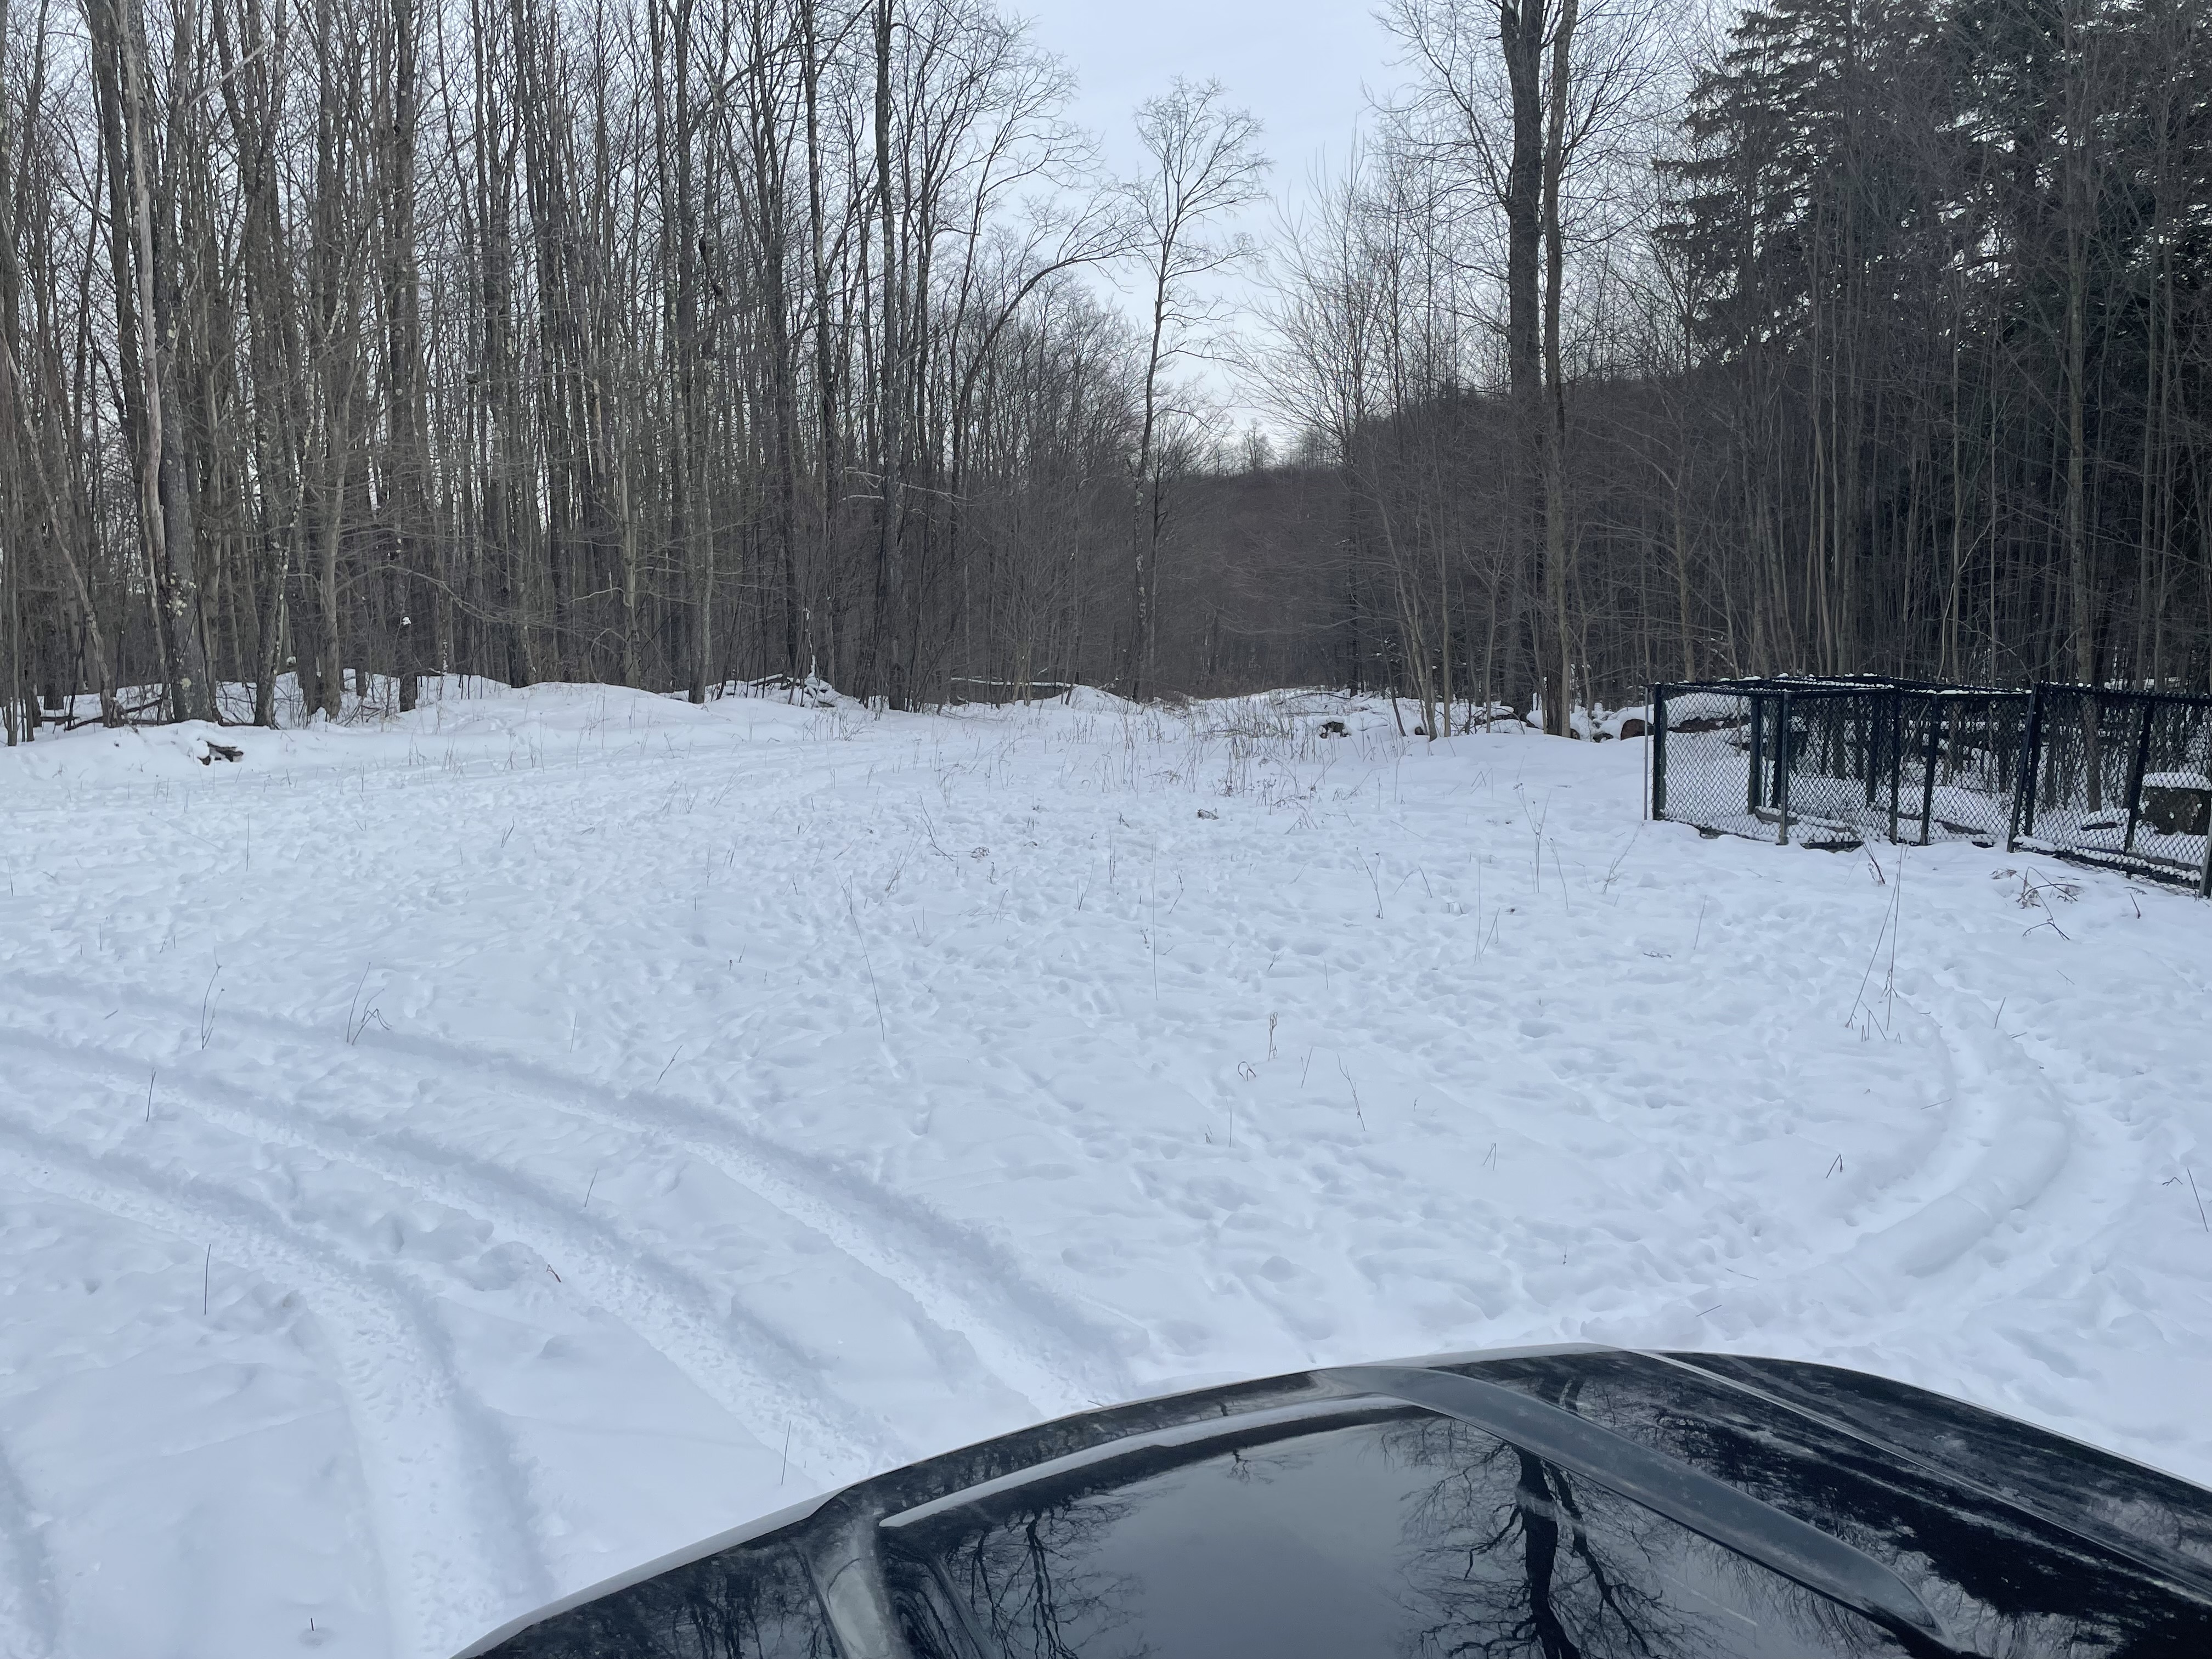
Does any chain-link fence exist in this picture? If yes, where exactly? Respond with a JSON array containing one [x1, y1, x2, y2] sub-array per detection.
[[1651, 678, 2030, 851], [1650, 677, 2212, 892], [2012, 685, 2212, 891]]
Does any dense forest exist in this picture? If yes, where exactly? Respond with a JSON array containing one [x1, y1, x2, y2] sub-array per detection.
[[1266, 0, 2212, 736], [1, 0, 2208, 740]]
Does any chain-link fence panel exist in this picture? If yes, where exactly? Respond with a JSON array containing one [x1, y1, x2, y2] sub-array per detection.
[[1652, 679, 2029, 852], [1652, 678, 2210, 891], [1649, 686, 1762, 839], [1899, 691, 2031, 845], [2014, 686, 2212, 891]]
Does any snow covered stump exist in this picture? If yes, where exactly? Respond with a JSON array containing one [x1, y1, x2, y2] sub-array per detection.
[[2141, 778, 2210, 838]]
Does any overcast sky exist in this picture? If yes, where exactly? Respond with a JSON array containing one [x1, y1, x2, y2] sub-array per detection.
[[1013, 0, 1409, 437], [1015, 0, 1400, 183]]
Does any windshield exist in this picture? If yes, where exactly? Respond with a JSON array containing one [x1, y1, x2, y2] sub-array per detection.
[[884, 1412, 1912, 1659]]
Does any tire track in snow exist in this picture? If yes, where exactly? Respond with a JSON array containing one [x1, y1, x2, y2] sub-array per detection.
[[1, 969, 1132, 1419], [1819, 1009, 2071, 1286], [0, 1114, 549, 1659], [352, 1032, 1136, 1417], [1758, 980, 2140, 1335], [0, 1417, 59, 1659], [0, 1024, 900, 1489]]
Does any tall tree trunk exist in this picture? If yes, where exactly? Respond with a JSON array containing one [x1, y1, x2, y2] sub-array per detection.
[[1499, 0, 1547, 725], [385, 0, 428, 710], [100, 0, 217, 720], [1540, 0, 1577, 734], [859, 0, 902, 706]]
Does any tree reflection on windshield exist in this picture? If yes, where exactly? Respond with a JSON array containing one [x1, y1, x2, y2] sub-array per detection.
[[888, 1406, 1912, 1659], [1386, 1413, 1683, 1659], [932, 1487, 1146, 1659], [490, 1536, 836, 1658]]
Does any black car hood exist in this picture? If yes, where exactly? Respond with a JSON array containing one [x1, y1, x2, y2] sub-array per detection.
[[455, 1344, 2212, 1659]]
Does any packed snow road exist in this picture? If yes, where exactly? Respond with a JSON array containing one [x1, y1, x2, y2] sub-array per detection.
[[1, 681, 2208, 1659]]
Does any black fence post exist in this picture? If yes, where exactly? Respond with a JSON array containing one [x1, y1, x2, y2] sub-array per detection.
[[2120, 697, 2154, 854], [1776, 690, 1794, 845], [2008, 685, 2044, 851], [1650, 685, 1669, 821], [1920, 700, 1941, 846], [1887, 691, 1904, 843], [1748, 694, 1766, 815], [1863, 695, 1880, 811]]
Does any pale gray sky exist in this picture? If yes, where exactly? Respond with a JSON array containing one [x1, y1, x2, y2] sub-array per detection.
[[1014, 0, 1400, 184], [1014, 0, 1408, 439]]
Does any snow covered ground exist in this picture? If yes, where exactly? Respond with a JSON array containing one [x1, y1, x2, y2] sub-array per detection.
[[2, 680, 2208, 1659]]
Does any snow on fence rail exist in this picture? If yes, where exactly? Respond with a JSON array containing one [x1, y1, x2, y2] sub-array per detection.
[[1649, 676, 2212, 894], [944, 677, 1076, 706]]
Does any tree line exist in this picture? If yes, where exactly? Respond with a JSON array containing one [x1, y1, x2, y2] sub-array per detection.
[[0, 0, 1272, 738], [3, 0, 2208, 741]]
